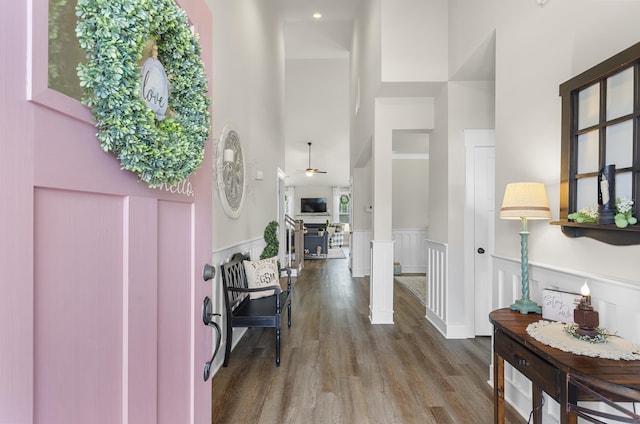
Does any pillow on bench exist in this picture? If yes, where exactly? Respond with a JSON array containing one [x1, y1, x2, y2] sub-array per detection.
[[243, 256, 279, 299]]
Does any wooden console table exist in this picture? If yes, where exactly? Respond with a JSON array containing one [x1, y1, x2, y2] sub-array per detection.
[[490, 308, 640, 424]]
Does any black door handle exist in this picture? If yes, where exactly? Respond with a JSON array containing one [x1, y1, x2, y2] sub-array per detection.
[[203, 264, 215, 281], [202, 296, 222, 381], [477, 247, 485, 254]]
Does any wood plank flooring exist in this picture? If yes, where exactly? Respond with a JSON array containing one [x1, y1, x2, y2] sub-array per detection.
[[211, 255, 525, 423]]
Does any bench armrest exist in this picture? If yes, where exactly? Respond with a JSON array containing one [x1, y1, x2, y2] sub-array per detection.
[[227, 284, 282, 295]]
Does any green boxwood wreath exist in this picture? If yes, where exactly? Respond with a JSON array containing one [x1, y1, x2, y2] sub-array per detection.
[[76, 0, 210, 187]]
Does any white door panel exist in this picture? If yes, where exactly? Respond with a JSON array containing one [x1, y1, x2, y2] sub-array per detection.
[[464, 130, 495, 337]]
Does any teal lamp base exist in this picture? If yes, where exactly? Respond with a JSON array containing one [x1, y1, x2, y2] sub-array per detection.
[[510, 298, 542, 314], [512, 219, 542, 315]]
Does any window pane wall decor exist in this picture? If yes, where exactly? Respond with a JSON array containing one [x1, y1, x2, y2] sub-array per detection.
[[558, 42, 640, 245]]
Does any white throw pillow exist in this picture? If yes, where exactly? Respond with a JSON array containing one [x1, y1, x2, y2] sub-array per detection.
[[243, 257, 280, 300]]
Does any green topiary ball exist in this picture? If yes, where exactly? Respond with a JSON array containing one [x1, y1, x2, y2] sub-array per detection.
[[260, 221, 279, 260]]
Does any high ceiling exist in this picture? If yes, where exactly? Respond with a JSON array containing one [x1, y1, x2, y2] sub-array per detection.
[[278, 1, 494, 187], [279, 0, 362, 187], [275, 0, 362, 24]]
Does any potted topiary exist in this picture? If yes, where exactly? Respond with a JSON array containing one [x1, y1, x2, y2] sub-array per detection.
[[261, 220, 283, 273], [260, 220, 279, 260]]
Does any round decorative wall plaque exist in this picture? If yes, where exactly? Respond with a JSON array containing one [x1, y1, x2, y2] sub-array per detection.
[[217, 125, 246, 218]]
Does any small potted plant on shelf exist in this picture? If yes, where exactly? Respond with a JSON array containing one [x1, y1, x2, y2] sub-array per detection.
[[568, 198, 637, 228], [614, 198, 637, 228], [567, 207, 598, 224]]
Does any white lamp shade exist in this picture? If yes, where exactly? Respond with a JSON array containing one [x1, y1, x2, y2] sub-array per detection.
[[500, 182, 551, 220]]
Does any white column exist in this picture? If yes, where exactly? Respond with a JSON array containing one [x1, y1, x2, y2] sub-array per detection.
[[370, 99, 395, 324], [369, 240, 395, 323]]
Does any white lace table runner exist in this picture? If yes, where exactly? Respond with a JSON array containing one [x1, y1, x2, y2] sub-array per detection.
[[526, 320, 640, 361]]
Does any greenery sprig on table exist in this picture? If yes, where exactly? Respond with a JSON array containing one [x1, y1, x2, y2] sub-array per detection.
[[76, 0, 210, 187], [564, 323, 612, 344]]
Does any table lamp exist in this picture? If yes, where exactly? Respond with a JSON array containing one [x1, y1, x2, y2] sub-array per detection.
[[500, 182, 551, 314]]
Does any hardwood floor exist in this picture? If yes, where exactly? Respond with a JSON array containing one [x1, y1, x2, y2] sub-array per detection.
[[211, 255, 525, 423]]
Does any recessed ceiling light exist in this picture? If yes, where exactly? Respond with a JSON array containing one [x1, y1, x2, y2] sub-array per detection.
[[313, 12, 322, 19]]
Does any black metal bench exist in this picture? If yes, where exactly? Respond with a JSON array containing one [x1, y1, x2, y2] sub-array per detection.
[[220, 253, 292, 366]]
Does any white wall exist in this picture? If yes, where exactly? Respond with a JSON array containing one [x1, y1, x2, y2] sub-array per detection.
[[285, 58, 350, 188], [351, 0, 381, 188], [210, 0, 285, 249], [392, 159, 429, 229], [450, 0, 640, 284], [448, 0, 498, 79], [352, 161, 373, 232], [381, 0, 448, 82], [428, 86, 449, 243]]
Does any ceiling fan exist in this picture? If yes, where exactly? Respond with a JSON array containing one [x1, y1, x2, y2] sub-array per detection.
[[299, 142, 327, 176]]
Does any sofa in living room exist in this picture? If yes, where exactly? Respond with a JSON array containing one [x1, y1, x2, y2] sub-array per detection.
[[326, 223, 344, 248], [303, 223, 328, 257], [303, 222, 345, 253]]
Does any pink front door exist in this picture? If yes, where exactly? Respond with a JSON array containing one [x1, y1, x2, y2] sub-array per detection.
[[0, 1, 213, 423]]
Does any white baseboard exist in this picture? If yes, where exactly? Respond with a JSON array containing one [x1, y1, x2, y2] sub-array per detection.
[[400, 265, 426, 274], [425, 310, 467, 339], [369, 307, 394, 324]]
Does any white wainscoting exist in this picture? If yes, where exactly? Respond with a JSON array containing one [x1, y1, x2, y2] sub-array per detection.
[[392, 229, 429, 274], [207, 237, 265, 378], [351, 229, 429, 277], [351, 230, 372, 277], [491, 255, 640, 423], [424, 240, 448, 336]]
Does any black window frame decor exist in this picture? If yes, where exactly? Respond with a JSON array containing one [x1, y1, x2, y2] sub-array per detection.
[[557, 42, 640, 245]]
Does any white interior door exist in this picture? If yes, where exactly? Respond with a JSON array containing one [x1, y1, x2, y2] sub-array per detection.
[[473, 146, 495, 335], [464, 130, 495, 336]]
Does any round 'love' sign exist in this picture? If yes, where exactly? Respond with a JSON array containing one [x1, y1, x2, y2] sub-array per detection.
[[141, 57, 169, 121]]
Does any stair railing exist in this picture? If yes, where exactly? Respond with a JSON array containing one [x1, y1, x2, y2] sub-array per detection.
[[285, 214, 304, 273]]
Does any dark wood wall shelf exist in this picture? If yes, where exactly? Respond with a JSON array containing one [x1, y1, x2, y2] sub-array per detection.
[[551, 220, 640, 245]]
